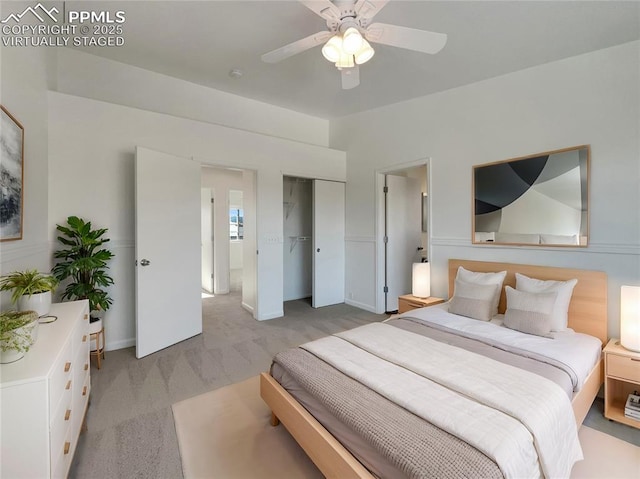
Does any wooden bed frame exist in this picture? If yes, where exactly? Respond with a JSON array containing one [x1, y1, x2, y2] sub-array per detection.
[[260, 259, 608, 479]]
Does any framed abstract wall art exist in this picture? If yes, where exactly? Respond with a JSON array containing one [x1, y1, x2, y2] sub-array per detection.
[[1, 106, 24, 241], [473, 145, 589, 247]]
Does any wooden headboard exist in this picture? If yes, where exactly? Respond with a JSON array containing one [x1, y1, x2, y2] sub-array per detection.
[[448, 259, 608, 344]]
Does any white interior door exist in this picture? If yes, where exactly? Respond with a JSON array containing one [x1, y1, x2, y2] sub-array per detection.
[[135, 147, 202, 358], [312, 180, 345, 308], [386, 175, 422, 311], [201, 188, 214, 293]]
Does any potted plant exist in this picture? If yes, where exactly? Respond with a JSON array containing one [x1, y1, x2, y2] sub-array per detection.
[[0, 310, 39, 363], [0, 269, 58, 317], [52, 216, 115, 321]]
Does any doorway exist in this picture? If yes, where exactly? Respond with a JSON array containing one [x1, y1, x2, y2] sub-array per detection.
[[376, 162, 429, 314], [282, 176, 346, 309], [283, 176, 312, 301], [201, 166, 257, 316]]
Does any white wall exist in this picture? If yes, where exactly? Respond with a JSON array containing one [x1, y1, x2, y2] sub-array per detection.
[[332, 41, 640, 339], [0, 43, 54, 309], [55, 49, 329, 148], [48, 92, 346, 350]]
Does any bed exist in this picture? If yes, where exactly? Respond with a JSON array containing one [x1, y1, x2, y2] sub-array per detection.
[[260, 259, 608, 479]]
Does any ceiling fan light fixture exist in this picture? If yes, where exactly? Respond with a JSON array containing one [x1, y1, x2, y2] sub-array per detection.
[[354, 39, 374, 65], [321, 35, 342, 63], [342, 26, 363, 55], [335, 51, 354, 69]]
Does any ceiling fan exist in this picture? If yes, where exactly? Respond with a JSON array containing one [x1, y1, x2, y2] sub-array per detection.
[[261, 0, 447, 89]]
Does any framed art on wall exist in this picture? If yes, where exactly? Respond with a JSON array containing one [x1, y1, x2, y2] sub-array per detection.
[[472, 145, 590, 247], [0, 105, 24, 241]]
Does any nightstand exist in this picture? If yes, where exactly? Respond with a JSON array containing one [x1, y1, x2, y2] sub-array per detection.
[[398, 295, 445, 313], [604, 338, 640, 429]]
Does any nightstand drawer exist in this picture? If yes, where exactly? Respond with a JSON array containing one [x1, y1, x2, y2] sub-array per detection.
[[607, 353, 640, 383], [398, 295, 445, 313]]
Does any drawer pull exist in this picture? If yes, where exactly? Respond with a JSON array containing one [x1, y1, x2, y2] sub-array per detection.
[[66, 380, 72, 390], [64, 442, 71, 455], [82, 335, 87, 342], [84, 314, 89, 320], [64, 362, 71, 372], [65, 409, 71, 421], [632, 358, 640, 362], [84, 363, 89, 371], [82, 386, 88, 396]]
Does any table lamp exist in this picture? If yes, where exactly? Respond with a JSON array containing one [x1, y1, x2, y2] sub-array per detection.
[[412, 262, 431, 298], [620, 285, 640, 352]]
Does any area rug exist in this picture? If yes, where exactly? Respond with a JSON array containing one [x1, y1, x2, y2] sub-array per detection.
[[173, 376, 639, 479], [172, 376, 322, 479]]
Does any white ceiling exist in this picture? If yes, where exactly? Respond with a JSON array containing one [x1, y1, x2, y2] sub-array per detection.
[[69, 1, 640, 119]]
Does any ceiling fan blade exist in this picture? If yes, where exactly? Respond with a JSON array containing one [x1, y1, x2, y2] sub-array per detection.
[[365, 22, 447, 54], [355, 0, 389, 21], [341, 66, 360, 90], [262, 31, 332, 63], [298, 0, 341, 21]]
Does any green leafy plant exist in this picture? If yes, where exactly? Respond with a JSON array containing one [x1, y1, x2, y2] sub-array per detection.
[[53, 216, 115, 314], [0, 270, 58, 304], [0, 310, 38, 353]]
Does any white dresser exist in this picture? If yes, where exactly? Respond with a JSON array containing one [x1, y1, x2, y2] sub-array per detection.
[[1, 300, 91, 478]]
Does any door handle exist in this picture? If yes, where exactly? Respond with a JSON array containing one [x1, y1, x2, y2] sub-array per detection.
[[140, 259, 151, 266], [316, 248, 320, 253]]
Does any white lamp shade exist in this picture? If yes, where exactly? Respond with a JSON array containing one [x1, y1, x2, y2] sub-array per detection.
[[322, 35, 342, 63], [620, 285, 640, 352], [335, 51, 354, 69], [354, 39, 375, 65], [342, 27, 363, 54], [412, 262, 431, 298]]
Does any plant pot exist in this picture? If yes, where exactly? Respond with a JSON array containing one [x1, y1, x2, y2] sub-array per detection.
[[18, 291, 52, 317], [0, 315, 39, 364]]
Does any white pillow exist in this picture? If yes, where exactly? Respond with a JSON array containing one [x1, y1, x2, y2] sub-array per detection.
[[456, 266, 507, 316], [504, 287, 556, 338], [515, 273, 578, 331], [495, 233, 541, 244], [449, 279, 500, 322], [540, 234, 579, 245]]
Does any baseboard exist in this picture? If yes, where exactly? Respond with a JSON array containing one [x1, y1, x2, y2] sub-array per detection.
[[105, 338, 135, 351], [256, 310, 284, 321], [241, 302, 254, 314], [345, 298, 377, 313]]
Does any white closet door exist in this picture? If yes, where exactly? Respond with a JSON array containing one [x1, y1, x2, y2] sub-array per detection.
[[135, 147, 202, 358], [386, 175, 422, 312], [312, 180, 345, 308]]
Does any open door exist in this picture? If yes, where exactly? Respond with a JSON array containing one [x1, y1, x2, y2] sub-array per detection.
[[135, 147, 202, 358], [201, 188, 214, 293], [385, 175, 422, 312], [312, 180, 345, 308]]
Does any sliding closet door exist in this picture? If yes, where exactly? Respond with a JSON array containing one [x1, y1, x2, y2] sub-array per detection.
[[135, 147, 202, 358], [312, 180, 345, 308]]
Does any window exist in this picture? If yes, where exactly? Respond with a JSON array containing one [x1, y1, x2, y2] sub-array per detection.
[[230, 208, 244, 240]]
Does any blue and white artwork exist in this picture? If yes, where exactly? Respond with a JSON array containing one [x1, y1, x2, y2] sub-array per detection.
[[0, 106, 24, 241]]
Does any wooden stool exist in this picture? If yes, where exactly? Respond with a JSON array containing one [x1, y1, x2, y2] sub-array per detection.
[[89, 319, 105, 369]]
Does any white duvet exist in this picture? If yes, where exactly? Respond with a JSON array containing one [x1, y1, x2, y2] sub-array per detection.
[[400, 303, 602, 391], [303, 322, 584, 479]]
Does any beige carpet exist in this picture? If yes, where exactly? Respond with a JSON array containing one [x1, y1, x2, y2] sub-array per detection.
[[173, 376, 639, 479]]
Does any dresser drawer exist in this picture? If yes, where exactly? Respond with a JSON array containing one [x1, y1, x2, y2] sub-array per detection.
[[607, 353, 640, 383], [49, 340, 73, 418], [50, 386, 72, 460], [51, 425, 74, 479]]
